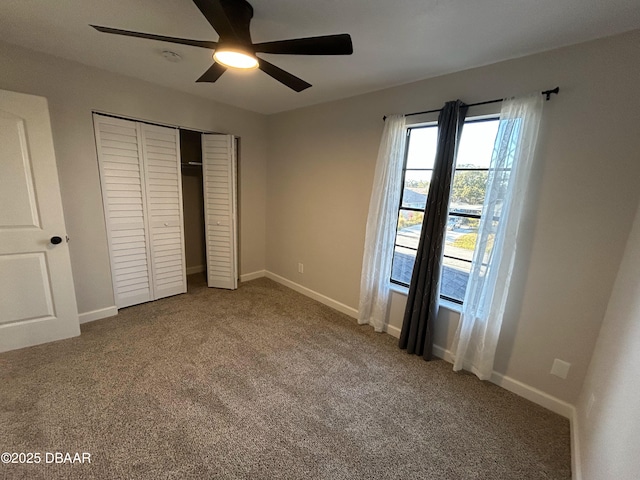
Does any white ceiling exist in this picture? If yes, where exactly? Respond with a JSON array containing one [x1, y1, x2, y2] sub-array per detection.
[[1, 0, 639, 114]]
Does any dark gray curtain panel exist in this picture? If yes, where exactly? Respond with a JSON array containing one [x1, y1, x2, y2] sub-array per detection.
[[399, 100, 468, 360]]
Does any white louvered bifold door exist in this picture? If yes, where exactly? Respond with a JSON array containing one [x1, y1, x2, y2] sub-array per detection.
[[202, 134, 238, 290], [94, 115, 153, 308], [140, 124, 187, 300]]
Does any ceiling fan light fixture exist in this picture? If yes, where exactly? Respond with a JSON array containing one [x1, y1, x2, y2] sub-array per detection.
[[91, 0, 353, 91], [213, 49, 258, 70]]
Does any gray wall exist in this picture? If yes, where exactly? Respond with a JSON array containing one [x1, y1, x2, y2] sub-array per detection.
[[575, 200, 640, 479], [0, 41, 268, 315], [266, 29, 640, 404]]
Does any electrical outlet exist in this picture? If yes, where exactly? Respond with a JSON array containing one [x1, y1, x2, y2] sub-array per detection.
[[550, 359, 571, 379], [298, 263, 304, 274]]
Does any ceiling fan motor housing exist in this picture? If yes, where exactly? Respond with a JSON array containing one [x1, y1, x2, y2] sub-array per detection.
[[219, 0, 254, 46]]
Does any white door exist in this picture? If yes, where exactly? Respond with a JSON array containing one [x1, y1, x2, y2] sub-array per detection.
[[140, 123, 187, 300], [94, 114, 187, 308], [0, 90, 80, 353], [202, 134, 238, 289], [94, 115, 154, 308]]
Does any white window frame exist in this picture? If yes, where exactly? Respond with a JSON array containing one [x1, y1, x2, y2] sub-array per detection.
[[390, 114, 500, 305]]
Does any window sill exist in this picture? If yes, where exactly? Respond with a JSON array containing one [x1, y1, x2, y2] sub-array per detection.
[[388, 283, 463, 314]]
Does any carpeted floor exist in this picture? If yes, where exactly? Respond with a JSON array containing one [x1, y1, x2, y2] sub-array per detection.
[[0, 275, 571, 479]]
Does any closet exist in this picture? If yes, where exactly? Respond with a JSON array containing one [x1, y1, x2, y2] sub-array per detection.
[[94, 114, 238, 310], [180, 130, 239, 289], [180, 129, 207, 280]]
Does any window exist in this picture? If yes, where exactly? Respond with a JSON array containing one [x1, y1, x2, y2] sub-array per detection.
[[390, 117, 500, 304]]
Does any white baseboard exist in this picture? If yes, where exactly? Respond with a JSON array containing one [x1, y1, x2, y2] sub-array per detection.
[[432, 344, 456, 363], [385, 323, 402, 338], [571, 407, 582, 480], [240, 270, 266, 282], [265, 271, 358, 319], [79, 306, 118, 324], [430, 344, 573, 418], [490, 370, 574, 418], [186, 265, 205, 275]]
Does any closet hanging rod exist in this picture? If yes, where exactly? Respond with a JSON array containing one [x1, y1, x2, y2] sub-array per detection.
[[181, 162, 203, 167]]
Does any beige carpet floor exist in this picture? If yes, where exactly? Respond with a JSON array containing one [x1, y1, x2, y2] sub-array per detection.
[[0, 275, 571, 479]]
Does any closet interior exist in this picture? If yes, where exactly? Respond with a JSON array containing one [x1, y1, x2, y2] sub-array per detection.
[[180, 129, 206, 282]]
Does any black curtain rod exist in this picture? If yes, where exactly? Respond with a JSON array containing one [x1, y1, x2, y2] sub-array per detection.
[[383, 87, 559, 121]]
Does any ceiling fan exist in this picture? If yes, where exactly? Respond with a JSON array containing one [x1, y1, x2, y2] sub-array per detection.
[[91, 0, 353, 92]]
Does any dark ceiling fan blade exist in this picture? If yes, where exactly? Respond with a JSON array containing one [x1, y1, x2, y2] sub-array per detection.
[[253, 34, 353, 55], [91, 25, 218, 49], [257, 58, 311, 92], [196, 62, 227, 83], [192, 0, 252, 44]]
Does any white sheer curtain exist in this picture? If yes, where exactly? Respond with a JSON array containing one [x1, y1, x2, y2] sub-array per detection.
[[452, 94, 543, 379], [358, 114, 407, 332]]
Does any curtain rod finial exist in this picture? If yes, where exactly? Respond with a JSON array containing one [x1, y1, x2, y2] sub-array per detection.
[[543, 87, 560, 101]]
